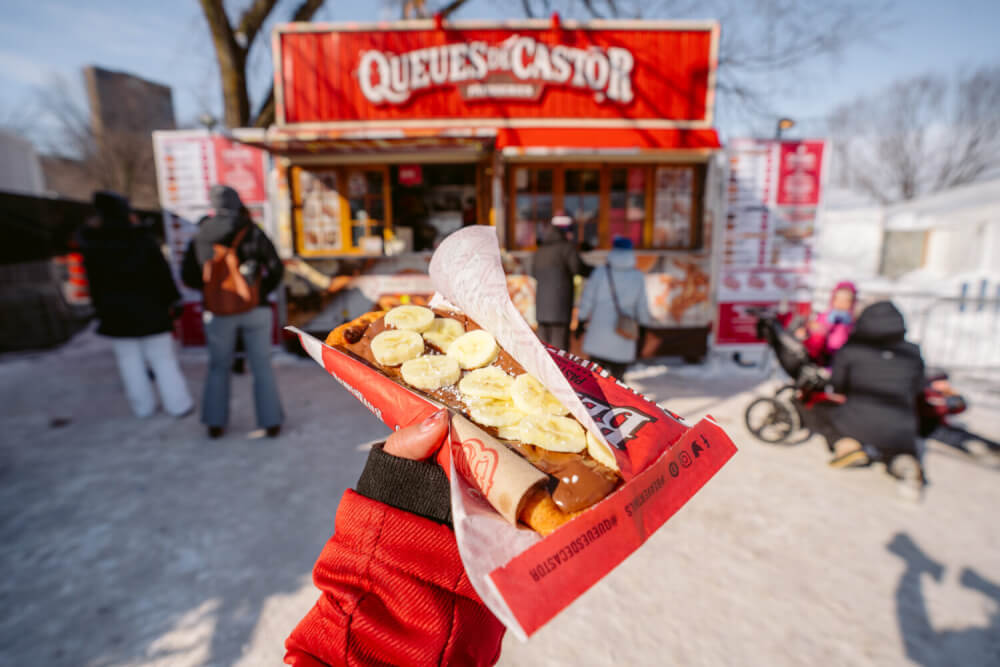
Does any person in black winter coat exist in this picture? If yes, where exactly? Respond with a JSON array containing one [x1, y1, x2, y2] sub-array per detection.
[[181, 185, 285, 439], [532, 215, 588, 350], [79, 191, 193, 418], [826, 301, 927, 494]]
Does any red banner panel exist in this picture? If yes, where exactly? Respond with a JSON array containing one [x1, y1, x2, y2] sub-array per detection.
[[276, 23, 717, 125], [776, 141, 825, 205]]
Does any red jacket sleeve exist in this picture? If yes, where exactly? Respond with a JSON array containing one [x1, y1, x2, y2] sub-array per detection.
[[284, 490, 505, 667]]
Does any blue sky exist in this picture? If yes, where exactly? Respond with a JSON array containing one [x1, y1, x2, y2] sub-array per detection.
[[1, 0, 998, 140]]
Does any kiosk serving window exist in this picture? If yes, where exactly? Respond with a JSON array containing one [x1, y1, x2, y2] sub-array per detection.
[[297, 169, 343, 253], [609, 167, 647, 248], [513, 168, 555, 250], [508, 164, 702, 251], [292, 165, 390, 256], [564, 168, 601, 249], [346, 169, 387, 253]]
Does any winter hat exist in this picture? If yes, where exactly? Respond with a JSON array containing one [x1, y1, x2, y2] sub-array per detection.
[[551, 211, 573, 227], [612, 236, 634, 250], [833, 280, 857, 298], [92, 190, 131, 229]]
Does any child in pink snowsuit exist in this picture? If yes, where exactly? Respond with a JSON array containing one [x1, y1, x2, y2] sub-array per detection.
[[804, 281, 857, 367]]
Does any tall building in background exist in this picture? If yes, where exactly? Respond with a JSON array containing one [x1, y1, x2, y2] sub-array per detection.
[[40, 67, 176, 208], [84, 66, 176, 136]]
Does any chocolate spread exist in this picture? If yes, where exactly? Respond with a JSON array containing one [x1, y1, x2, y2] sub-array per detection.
[[337, 310, 620, 514]]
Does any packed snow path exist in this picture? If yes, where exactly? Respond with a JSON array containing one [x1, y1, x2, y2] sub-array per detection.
[[1, 331, 997, 666]]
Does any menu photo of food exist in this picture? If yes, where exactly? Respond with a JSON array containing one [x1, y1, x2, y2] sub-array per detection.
[[773, 206, 817, 241], [299, 169, 342, 252], [652, 167, 694, 248]]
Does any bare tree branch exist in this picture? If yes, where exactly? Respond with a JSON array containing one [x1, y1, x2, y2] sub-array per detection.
[[34, 75, 159, 206], [580, 0, 607, 19], [439, 0, 472, 18], [237, 0, 281, 49], [253, 88, 276, 128], [829, 66, 1000, 203], [288, 0, 326, 22], [198, 0, 249, 128]]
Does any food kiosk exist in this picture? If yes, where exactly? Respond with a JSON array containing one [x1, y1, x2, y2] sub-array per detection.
[[235, 17, 726, 360]]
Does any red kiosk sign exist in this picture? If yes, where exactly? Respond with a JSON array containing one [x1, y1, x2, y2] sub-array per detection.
[[275, 22, 719, 127]]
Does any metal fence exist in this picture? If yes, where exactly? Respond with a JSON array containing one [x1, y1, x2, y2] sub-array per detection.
[[820, 283, 1000, 376], [913, 297, 1000, 374]]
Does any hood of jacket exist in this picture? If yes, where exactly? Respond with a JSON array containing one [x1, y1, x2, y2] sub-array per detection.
[[93, 191, 131, 230], [539, 224, 569, 245], [851, 300, 906, 344], [192, 208, 252, 265], [79, 200, 150, 274], [607, 247, 636, 270]]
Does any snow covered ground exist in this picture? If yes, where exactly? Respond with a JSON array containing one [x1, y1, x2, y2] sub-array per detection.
[[1, 332, 998, 666]]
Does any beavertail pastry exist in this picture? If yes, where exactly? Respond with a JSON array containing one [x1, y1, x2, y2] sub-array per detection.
[[327, 305, 622, 535]]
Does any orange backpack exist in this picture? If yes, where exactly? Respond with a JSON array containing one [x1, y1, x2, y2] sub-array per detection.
[[201, 225, 259, 315]]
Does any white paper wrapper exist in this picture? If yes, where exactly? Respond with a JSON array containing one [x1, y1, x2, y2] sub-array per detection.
[[428, 226, 614, 461]]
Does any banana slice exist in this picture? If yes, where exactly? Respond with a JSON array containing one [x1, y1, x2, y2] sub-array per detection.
[[515, 414, 586, 453], [447, 329, 498, 370], [510, 373, 569, 416], [586, 430, 619, 471], [384, 305, 435, 332], [422, 317, 465, 350], [496, 424, 520, 441], [370, 329, 424, 367], [466, 397, 525, 427], [400, 355, 461, 390], [459, 366, 514, 400]]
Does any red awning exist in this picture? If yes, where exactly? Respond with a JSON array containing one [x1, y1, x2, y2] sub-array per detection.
[[231, 126, 497, 156], [495, 127, 720, 154], [233, 125, 720, 157]]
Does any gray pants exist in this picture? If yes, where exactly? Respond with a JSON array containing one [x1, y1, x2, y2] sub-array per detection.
[[537, 322, 570, 351], [202, 306, 283, 429]]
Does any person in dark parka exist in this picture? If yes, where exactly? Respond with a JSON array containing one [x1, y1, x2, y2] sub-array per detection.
[[79, 191, 193, 417], [532, 215, 588, 350], [827, 301, 927, 490]]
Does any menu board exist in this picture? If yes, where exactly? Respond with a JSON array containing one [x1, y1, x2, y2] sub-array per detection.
[[715, 138, 826, 346], [298, 169, 343, 252], [652, 166, 694, 248]]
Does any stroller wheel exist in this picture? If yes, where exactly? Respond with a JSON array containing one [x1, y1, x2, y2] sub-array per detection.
[[745, 397, 797, 443]]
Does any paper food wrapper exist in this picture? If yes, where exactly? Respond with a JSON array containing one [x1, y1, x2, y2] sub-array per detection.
[[289, 226, 738, 639]]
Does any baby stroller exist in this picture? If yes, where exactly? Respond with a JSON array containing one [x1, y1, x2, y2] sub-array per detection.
[[743, 308, 844, 445], [743, 307, 971, 449]]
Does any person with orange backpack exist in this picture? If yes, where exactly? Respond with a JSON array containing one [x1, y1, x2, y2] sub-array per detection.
[[182, 186, 284, 439]]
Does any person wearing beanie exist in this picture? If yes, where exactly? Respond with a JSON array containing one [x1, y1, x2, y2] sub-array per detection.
[[181, 185, 285, 439], [78, 190, 194, 418], [577, 236, 654, 380], [531, 212, 588, 350], [803, 280, 858, 366]]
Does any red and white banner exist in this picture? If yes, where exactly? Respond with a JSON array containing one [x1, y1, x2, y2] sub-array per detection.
[[275, 22, 718, 127], [715, 138, 826, 346], [776, 141, 824, 206]]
